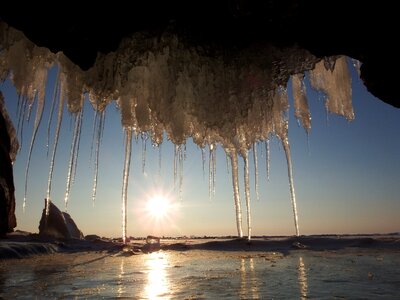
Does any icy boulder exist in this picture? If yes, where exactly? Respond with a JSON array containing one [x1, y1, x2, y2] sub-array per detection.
[[38, 199, 83, 239]]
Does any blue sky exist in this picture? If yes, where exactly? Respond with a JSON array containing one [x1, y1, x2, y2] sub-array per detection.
[[1, 61, 399, 238]]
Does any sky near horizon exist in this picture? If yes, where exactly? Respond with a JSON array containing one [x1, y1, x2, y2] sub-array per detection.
[[1, 61, 399, 238]]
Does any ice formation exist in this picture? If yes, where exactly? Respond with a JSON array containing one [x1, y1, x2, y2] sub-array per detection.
[[0, 22, 354, 242]]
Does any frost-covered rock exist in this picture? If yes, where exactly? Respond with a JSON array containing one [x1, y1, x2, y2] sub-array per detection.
[[38, 200, 83, 239]]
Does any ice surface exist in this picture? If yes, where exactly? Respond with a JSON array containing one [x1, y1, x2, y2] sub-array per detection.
[[0, 22, 356, 238]]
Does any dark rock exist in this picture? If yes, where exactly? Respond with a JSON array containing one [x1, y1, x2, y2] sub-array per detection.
[[38, 200, 84, 239], [0, 92, 18, 237], [85, 234, 101, 241]]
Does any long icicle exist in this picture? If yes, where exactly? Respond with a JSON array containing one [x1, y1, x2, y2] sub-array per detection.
[[92, 110, 105, 206], [282, 137, 300, 236], [201, 147, 206, 180], [20, 96, 29, 148], [253, 143, 260, 201], [16, 95, 26, 147], [64, 110, 83, 210], [158, 143, 162, 176], [23, 92, 45, 211], [141, 133, 148, 174], [212, 145, 216, 197], [208, 145, 213, 201], [179, 145, 184, 201], [46, 69, 60, 156], [230, 151, 243, 238], [243, 152, 252, 241], [266, 140, 270, 181], [173, 145, 178, 189], [122, 128, 133, 244], [71, 105, 84, 186], [225, 153, 230, 174], [45, 87, 65, 213], [89, 109, 99, 164]]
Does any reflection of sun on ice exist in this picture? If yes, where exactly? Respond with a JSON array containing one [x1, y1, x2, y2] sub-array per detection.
[[146, 195, 171, 219]]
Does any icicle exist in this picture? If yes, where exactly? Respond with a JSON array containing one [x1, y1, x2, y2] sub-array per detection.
[[282, 137, 300, 236], [46, 70, 60, 156], [225, 153, 230, 174], [309, 56, 354, 120], [253, 143, 260, 202], [71, 105, 84, 185], [23, 91, 45, 211], [19, 96, 28, 149], [26, 100, 34, 123], [208, 145, 212, 201], [265, 140, 270, 181], [141, 133, 148, 174], [121, 128, 133, 244], [179, 145, 184, 201], [173, 145, 178, 188], [243, 152, 252, 241], [89, 110, 99, 164], [64, 109, 83, 210], [208, 144, 217, 201], [229, 151, 243, 238], [201, 147, 206, 180], [92, 110, 105, 206], [45, 88, 65, 211], [16, 95, 26, 147], [212, 146, 216, 197], [158, 143, 162, 176], [292, 74, 311, 133]]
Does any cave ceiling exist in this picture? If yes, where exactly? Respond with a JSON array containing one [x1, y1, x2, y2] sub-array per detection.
[[1, 0, 399, 108]]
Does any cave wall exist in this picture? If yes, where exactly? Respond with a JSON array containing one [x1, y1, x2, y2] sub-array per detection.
[[0, 92, 18, 236]]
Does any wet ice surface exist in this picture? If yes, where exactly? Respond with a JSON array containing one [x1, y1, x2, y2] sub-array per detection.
[[1, 246, 399, 299]]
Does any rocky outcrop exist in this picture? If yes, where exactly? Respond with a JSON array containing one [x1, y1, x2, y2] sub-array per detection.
[[0, 92, 18, 237], [38, 200, 84, 239]]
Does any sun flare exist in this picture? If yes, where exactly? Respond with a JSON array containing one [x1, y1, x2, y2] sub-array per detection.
[[146, 195, 171, 218]]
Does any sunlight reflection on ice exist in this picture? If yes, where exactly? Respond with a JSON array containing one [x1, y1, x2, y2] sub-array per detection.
[[144, 251, 170, 299], [298, 256, 308, 299], [117, 259, 125, 297], [240, 257, 260, 299]]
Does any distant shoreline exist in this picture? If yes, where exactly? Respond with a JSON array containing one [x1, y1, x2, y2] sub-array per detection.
[[1, 231, 399, 260]]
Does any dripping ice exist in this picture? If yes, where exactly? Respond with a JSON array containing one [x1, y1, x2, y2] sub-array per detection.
[[0, 23, 355, 241]]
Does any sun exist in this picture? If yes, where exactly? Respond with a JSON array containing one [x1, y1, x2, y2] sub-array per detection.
[[146, 195, 171, 219]]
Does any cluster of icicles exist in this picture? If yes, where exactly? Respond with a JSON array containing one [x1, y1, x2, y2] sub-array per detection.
[[0, 22, 354, 243]]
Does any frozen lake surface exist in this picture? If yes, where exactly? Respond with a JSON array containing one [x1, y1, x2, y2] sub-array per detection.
[[1, 237, 400, 299]]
